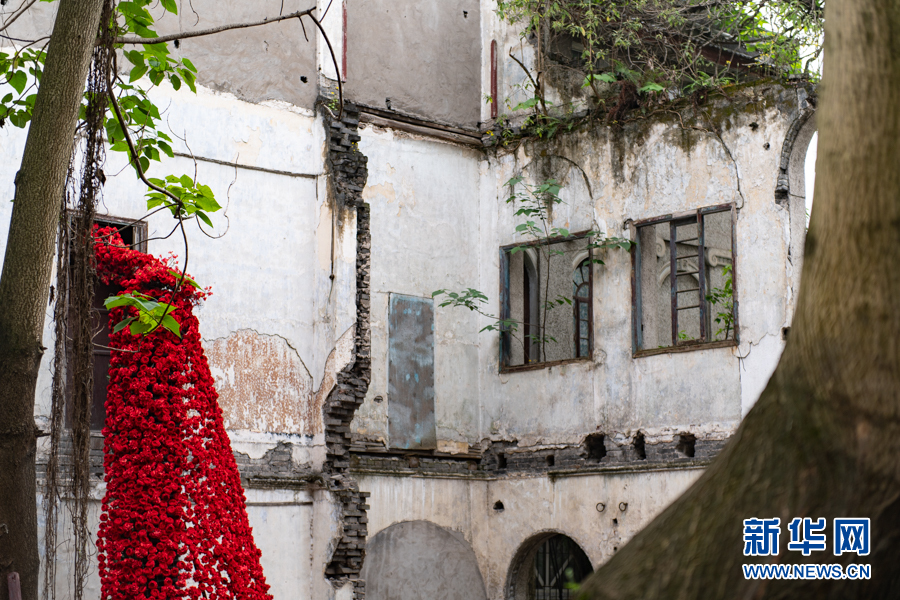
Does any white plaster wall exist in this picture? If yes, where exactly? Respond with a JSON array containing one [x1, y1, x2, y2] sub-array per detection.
[[360, 469, 701, 600], [353, 126, 484, 448], [351, 89, 807, 454], [1, 79, 352, 597]]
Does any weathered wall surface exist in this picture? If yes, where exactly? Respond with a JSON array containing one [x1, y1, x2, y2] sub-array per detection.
[[362, 520, 489, 600], [155, 0, 319, 109], [352, 126, 484, 449], [345, 0, 482, 128], [352, 85, 808, 458], [358, 469, 701, 599], [0, 73, 358, 597]]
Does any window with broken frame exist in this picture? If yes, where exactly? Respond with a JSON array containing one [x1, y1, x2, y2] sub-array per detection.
[[632, 203, 737, 355], [500, 232, 594, 371]]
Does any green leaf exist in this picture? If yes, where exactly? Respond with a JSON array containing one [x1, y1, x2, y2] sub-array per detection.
[[130, 320, 154, 335], [639, 82, 665, 93], [129, 65, 149, 82], [169, 74, 181, 91], [8, 71, 27, 94], [160, 0, 178, 14], [181, 69, 196, 93], [112, 316, 136, 334], [160, 314, 181, 337], [196, 211, 213, 228], [181, 58, 197, 73], [195, 196, 221, 212]]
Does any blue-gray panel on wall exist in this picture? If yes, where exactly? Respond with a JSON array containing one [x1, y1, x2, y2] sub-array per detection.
[[388, 294, 436, 449]]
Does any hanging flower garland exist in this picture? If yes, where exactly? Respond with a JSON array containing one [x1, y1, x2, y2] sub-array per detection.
[[94, 227, 271, 600]]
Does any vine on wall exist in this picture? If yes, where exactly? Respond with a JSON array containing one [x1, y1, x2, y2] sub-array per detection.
[[94, 227, 270, 600]]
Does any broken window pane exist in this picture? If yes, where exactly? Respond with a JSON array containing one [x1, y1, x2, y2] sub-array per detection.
[[502, 235, 592, 369], [634, 205, 735, 352]]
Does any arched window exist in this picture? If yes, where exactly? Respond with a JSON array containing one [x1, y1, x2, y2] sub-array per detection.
[[533, 534, 593, 600], [573, 259, 591, 358]]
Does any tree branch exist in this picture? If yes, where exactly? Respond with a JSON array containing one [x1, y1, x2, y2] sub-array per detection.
[[0, 0, 38, 34], [112, 7, 316, 45]]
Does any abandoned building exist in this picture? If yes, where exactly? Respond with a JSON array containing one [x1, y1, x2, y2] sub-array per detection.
[[0, 1, 818, 599]]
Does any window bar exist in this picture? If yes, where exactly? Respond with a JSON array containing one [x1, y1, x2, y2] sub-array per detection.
[[588, 244, 594, 356], [670, 220, 678, 346], [499, 249, 511, 368], [632, 226, 643, 352], [698, 211, 707, 341]]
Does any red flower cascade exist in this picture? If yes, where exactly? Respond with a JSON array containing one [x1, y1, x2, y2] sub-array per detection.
[[95, 227, 271, 600]]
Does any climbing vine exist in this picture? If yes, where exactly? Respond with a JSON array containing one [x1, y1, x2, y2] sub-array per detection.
[[494, 0, 823, 134]]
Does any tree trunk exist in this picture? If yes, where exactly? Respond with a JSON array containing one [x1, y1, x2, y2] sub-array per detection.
[[0, 2, 105, 599], [579, 1, 900, 598]]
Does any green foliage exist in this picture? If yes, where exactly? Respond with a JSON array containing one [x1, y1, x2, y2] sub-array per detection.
[[104, 292, 182, 337], [1, 0, 225, 337], [146, 175, 221, 227], [495, 0, 823, 130], [0, 48, 45, 128], [706, 264, 735, 340]]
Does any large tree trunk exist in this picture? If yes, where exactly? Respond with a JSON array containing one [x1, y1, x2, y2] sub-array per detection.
[[580, 1, 900, 598], [0, 2, 105, 599]]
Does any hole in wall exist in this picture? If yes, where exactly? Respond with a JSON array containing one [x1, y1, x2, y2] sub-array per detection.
[[677, 433, 696, 458], [782, 327, 790, 340], [585, 433, 606, 461], [633, 431, 646, 460], [546, 454, 555, 467], [612, 518, 618, 525], [494, 501, 505, 512], [498, 453, 507, 469]]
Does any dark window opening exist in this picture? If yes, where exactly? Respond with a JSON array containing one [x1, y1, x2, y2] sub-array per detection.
[[633, 431, 646, 460], [573, 259, 591, 358], [66, 215, 147, 431], [545, 454, 555, 467], [498, 453, 508, 470], [501, 234, 593, 371], [632, 204, 736, 354], [677, 433, 696, 458], [532, 535, 593, 600], [584, 433, 606, 461]]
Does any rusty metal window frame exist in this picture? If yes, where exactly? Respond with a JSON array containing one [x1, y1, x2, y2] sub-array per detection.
[[631, 202, 739, 358], [499, 230, 594, 373]]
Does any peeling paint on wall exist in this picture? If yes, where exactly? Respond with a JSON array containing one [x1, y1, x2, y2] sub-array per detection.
[[206, 329, 321, 435]]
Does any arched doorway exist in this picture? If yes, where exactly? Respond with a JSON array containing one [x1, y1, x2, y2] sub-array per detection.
[[361, 520, 488, 600], [506, 532, 594, 600]]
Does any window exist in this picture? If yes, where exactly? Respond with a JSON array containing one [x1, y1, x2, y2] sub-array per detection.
[[500, 233, 593, 371], [66, 215, 147, 430], [632, 204, 736, 355], [532, 535, 593, 600]]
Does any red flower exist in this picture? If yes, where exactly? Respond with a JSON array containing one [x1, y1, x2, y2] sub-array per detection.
[[94, 227, 271, 600]]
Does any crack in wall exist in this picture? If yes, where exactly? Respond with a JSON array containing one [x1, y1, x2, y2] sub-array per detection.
[[320, 101, 372, 600]]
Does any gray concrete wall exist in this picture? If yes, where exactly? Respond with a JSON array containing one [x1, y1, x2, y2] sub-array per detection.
[[345, 0, 482, 128], [359, 469, 702, 600], [155, 0, 319, 109], [0, 0, 319, 109], [362, 520, 489, 600]]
